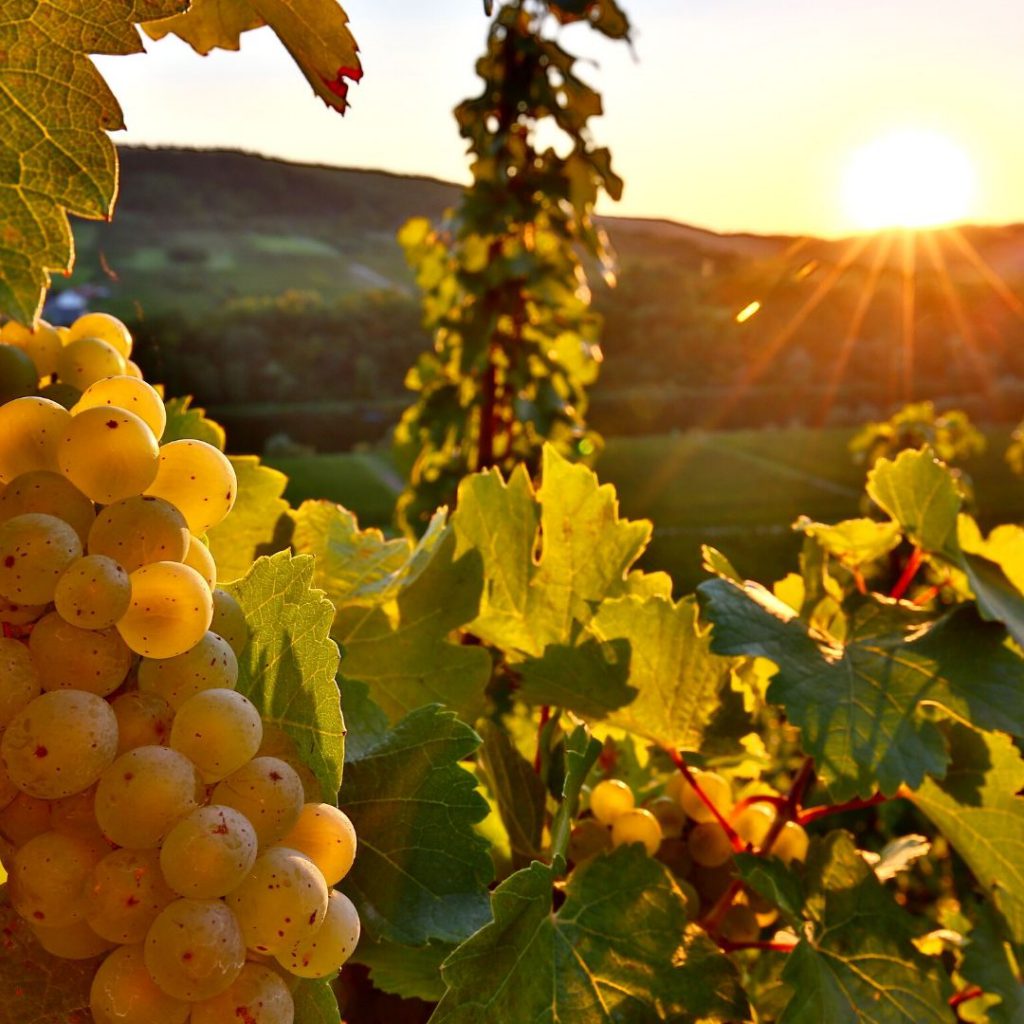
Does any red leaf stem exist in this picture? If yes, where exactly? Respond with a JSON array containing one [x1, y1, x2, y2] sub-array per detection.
[[666, 748, 743, 851], [890, 546, 923, 600], [948, 986, 984, 1009], [717, 937, 797, 953], [533, 705, 551, 774], [798, 791, 887, 825]]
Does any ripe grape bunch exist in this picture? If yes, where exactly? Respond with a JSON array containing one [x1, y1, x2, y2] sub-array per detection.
[[0, 314, 360, 1024]]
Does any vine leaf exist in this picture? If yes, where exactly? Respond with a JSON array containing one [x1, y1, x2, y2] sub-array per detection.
[[698, 579, 1024, 799], [293, 978, 342, 1024], [144, 0, 363, 113], [779, 831, 951, 1023], [0, 0, 187, 322], [160, 394, 227, 448], [338, 696, 493, 947], [431, 847, 748, 1023], [794, 516, 902, 567], [908, 723, 1024, 945], [958, 908, 1024, 1024], [453, 446, 651, 657], [356, 939, 453, 1003], [226, 551, 344, 799]]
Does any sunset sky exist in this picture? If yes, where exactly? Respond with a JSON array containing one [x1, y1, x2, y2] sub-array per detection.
[[96, 0, 1024, 238]]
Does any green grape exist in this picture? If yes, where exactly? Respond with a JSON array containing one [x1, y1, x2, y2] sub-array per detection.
[[0, 594, 49, 625], [68, 312, 133, 359], [95, 746, 204, 849], [279, 803, 357, 886], [9, 829, 107, 927], [656, 836, 693, 878], [160, 805, 258, 899], [733, 804, 776, 849], [190, 962, 295, 1024], [59, 406, 159, 504], [687, 822, 734, 868], [29, 612, 132, 696], [75, 375, 166, 439], [691, 862, 738, 912], [589, 778, 635, 825], [2, 689, 118, 798], [56, 337, 126, 390], [88, 494, 189, 572], [211, 588, 249, 656], [170, 689, 262, 783], [275, 890, 360, 980], [137, 631, 238, 710], [145, 439, 237, 535], [0, 396, 70, 482], [772, 821, 809, 865], [0, 470, 96, 544], [567, 817, 612, 864], [0, 636, 40, 727], [676, 770, 733, 824], [31, 918, 116, 959], [183, 534, 216, 589], [88, 847, 178, 944], [145, 898, 246, 1001], [117, 561, 214, 659], [0, 792, 51, 845], [38, 381, 82, 410], [1, 319, 62, 376], [110, 690, 174, 754], [90, 943, 190, 1024], [610, 808, 663, 856], [225, 847, 328, 955], [0, 344, 38, 403], [645, 795, 687, 838], [0, 511, 82, 604], [54, 554, 132, 629], [719, 903, 761, 944], [211, 756, 304, 848]]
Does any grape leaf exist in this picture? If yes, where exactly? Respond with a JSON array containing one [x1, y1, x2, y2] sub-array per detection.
[[959, 908, 1024, 1024], [698, 578, 1024, 799], [339, 700, 493, 946], [226, 552, 344, 799], [0, 0, 188, 323], [144, 0, 363, 113], [453, 447, 651, 657], [795, 516, 902, 566], [293, 978, 341, 1024], [160, 394, 227, 448], [431, 848, 748, 1023], [734, 853, 804, 925], [908, 723, 1024, 945], [779, 831, 951, 1023], [208, 456, 292, 584], [356, 939, 453, 1002]]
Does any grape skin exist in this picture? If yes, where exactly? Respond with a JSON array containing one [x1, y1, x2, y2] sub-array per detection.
[[137, 631, 238, 710], [773, 821, 809, 865], [210, 588, 249, 656], [117, 561, 214, 659], [676, 770, 733, 824], [0, 792, 51, 845], [183, 534, 217, 589], [88, 495, 189, 573], [56, 338, 126, 391], [275, 890, 361, 980], [88, 847, 178, 944], [0, 470, 96, 545], [211, 756, 304, 848], [29, 612, 132, 697], [279, 802, 358, 885], [0, 512, 82, 604], [68, 312, 134, 359], [687, 822, 734, 868], [0, 319, 62, 376], [0, 636, 40, 727], [159, 805, 259, 899], [9, 829, 107, 927], [0, 397, 71, 482], [90, 943, 190, 1024], [110, 690, 175, 755], [145, 439, 237, 535], [170, 689, 263, 784], [54, 554, 132, 630], [610, 808, 663, 856], [568, 817, 612, 864], [190, 962, 295, 1024], [589, 778, 635, 825], [75, 375, 165, 438], [733, 804, 776, 849], [31, 918, 115, 959]]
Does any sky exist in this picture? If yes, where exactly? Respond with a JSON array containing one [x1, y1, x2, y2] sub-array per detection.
[[95, 0, 1024, 238]]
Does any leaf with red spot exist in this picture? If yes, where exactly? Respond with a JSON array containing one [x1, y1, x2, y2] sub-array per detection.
[[144, 0, 362, 114]]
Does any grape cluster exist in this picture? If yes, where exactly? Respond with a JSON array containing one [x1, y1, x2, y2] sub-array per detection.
[[0, 315, 360, 1024], [573, 770, 809, 944]]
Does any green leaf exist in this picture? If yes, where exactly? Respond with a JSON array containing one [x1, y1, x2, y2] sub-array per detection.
[[207, 456, 293, 584], [338, 677, 389, 763], [339, 702, 493, 946], [226, 552, 344, 799], [477, 720, 548, 868], [432, 848, 748, 1023], [0, 885, 96, 1024], [957, 520, 1024, 651], [548, 724, 602, 868], [0, 0, 187, 322], [293, 978, 341, 1024], [866, 448, 961, 555], [160, 394, 226, 448], [908, 723, 1024, 945], [356, 939, 453, 1002], [734, 853, 804, 925], [779, 831, 951, 1023], [453, 448, 651, 656], [959, 908, 1024, 1024], [795, 516, 903, 566], [144, 0, 362, 114], [700, 578, 1024, 799]]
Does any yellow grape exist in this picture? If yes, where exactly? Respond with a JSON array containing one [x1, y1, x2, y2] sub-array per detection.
[[0, 594, 48, 625], [160, 804, 259, 899], [59, 406, 159, 504], [9, 829, 107, 927], [54, 554, 132, 629], [210, 588, 249, 655], [0, 636, 40, 727], [184, 534, 216, 588], [568, 817, 612, 864], [0, 757, 17, 811], [29, 612, 132, 696], [719, 903, 761, 944], [90, 943, 190, 1024], [50, 785, 104, 842], [2, 690, 118, 799], [88, 494, 189, 572], [733, 804, 777, 849], [589, 778, 635, 825], [124, 359, 143, 379], [210, 756, 304, 847], [145, 439, 236, 535], [275, 890, 361, 979], [117, 561, 213, 659], [0, 470, 96, 544], [110, 690, 174, 754], [0, 319, 62, 376], [75, 375, 166, 438], [94, 746, 204, 849], [137, 630, 237, 709], [677, 770, 732, 823], [190, 962, 294, 1024], [87, 847, 177, 944], [31, 919, 115, 959], [169, 688, 262, 783], [279, 802, 357, 885], [0, 342, 37, 403], [610, 808, 663, 856], [645, 795, 686, 838], [655, 837, 692, 879], [0, 511, 82, 604], [773, 821, 809, 865], [68, 312, 133, 359], [0, 792, 51, 845], [687, 822, 734, 868], [56, 337, 126, 390], [0, 397, 70, 482]]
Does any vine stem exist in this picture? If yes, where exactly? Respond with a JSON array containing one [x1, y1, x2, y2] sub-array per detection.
[[948, 987, 983, 1009], [732, 794, 787, 814], [665, 748, 743, 851], [890, 545, 923, 600], [797, 791, 887, 825], [717, 937, 797, 954], [533, 705, 551, 774]]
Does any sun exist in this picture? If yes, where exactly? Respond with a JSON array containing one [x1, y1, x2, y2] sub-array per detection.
[[841, 129, 977, 232]]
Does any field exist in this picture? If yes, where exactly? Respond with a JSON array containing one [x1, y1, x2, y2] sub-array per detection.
[[267, 424, 1024, 592]]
